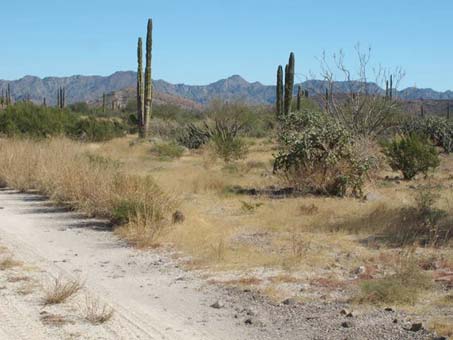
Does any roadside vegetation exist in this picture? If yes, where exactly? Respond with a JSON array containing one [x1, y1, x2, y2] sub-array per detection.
[[1, 42, 452, 336]]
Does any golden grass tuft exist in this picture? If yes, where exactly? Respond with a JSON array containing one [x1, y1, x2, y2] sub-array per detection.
[[83, 296, 114, 325], [429, 318, 453, 338], [43, 277, 83, 305], [0, 138, 177, 247], [0, 257, 22, 270]]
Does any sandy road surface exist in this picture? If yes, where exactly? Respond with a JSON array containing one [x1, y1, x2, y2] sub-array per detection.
[[0, 189, 438, 340], [0, 189, 261, 340]]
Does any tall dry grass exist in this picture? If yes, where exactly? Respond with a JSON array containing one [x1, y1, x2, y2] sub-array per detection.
[[0, 138, 176, 246]]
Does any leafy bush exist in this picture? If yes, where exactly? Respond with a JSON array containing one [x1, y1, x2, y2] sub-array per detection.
[[151, 141, 185, 161], [0, 102, 75, 137], [69, 117, 127, 142], [383, 134, 439, 180], [177, 122, 211, 149], [273, 111, 375, 197], [401, 117, 453, 153], [0, 103, 128, 142]]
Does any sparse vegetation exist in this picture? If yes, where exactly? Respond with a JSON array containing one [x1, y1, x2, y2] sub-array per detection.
[[43, 277, 83, 305], [356, 252, 432, 305], [151, 141, 184, 160], [0, 257, 22, 270], [83, 296, 114, 325]]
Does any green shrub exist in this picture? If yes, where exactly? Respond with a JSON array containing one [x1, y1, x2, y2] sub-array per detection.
[[68, 117, 127, 142], [0, 103, 128, 142], [401, 117, 453, 153], [383, 134, 440, 180], [209, 120, 248, 162], [273, 111, 375, 197], [177, 122, 211, 149], [152, 141, 185, 161], [0, 102, 76, 137]]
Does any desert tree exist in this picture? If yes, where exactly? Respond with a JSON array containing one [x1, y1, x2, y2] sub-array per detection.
[[313, 44, 404, 138]]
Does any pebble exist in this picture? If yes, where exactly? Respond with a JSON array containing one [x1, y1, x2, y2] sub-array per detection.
[[210, 300, 224, 309]]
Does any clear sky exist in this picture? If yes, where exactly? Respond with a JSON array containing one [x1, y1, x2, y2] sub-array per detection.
[[1, 0, 452, 90]]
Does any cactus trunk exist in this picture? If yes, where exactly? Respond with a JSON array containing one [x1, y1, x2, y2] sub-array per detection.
[[137, 37, 145, 137], [276, 65, 283, 117], [143, 19, 153, 138], [296, 85, 302, 111], [283, 52, 295, 115]]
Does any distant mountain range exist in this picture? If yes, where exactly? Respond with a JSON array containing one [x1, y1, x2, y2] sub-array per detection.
[[1, 71, 453, 107]]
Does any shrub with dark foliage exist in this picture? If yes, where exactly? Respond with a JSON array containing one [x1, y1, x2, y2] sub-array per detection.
[[273, 110, 374, 197], [383, 133, 439, 180]]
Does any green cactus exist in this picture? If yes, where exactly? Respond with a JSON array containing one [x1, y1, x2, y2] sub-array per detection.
[[137, 37, 145, 135], [283, 52, 295, 115], [389, 75, 393, 100], [102, 93, 106, 113], [296, 85, 302, 111], [276, 65, 283, 116], [325, 87, 329, 112], [143, 18, 153, 138]]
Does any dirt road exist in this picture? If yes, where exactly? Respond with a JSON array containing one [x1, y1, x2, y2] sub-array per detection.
[[0, 189, 262, 340], [0, 189, 436, 340]]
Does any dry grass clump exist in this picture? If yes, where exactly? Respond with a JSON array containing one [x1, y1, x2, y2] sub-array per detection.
[[43, 277, 83, 305], [0, 257, 22, 270], [83, 296, 114, 325], [40, 312, 73, 327], [7, 275, 30, 283], [429, 318, 453, 338], [356, 252, 432, 305], [0, 138, 176, 247]]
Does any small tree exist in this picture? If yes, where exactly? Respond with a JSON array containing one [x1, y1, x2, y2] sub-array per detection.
[[383, 134, 440, 180], [313, 45, 404, 138]]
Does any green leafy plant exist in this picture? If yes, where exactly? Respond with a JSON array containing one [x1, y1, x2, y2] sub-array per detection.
[[273, 110, 375, 197], [401, 117, 453, 153], [151, 141, 184, 160], [209, 119, 248, 163], [383, 134, 440, 180]]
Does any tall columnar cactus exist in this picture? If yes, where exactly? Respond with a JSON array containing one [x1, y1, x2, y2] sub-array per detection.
[[137, 37, 145, 136], [385, 80, 389, 98], [283, 52, 295, 115], [102, 93, 106, 113], [57, 88, 60, 108], [143, 18, 153, 138], [6, 84, 11, 105], [325, 87, 329, 112], [296, 85, 302, 111], [276, 65, 283, 116], [43, 97, 46, 107], [62, 87, 65, 108], [389, 75, 393, 100]]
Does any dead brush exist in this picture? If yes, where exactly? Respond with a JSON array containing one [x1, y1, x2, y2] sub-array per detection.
[[43, 276, 83, 305], [0, 257, 22, 270], [83, 295, 114, 325]]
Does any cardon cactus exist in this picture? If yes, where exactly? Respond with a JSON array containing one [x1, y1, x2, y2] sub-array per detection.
[[276, 65, 283, 116], [284, 52, 295, 115], [143, 19, 153, 138]]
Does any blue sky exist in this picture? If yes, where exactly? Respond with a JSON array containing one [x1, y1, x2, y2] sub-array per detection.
[[1, 0, 452, 90]]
